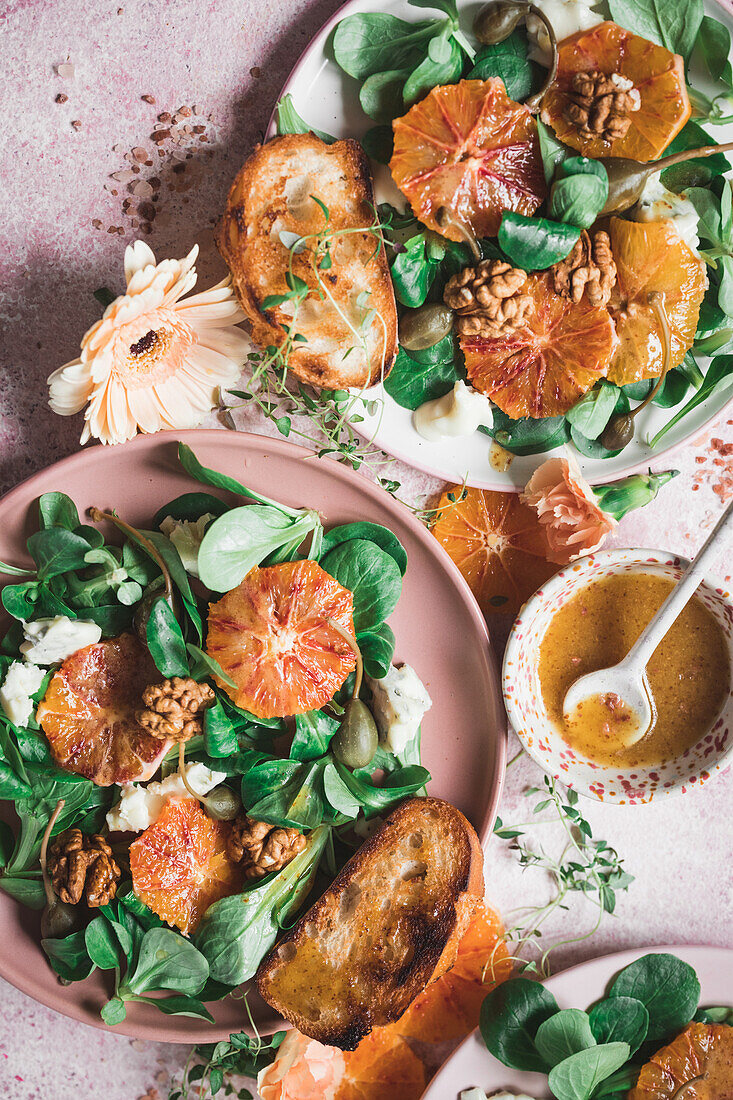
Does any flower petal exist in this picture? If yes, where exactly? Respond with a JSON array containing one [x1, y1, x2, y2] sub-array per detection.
[[124, 240, 157, 284]]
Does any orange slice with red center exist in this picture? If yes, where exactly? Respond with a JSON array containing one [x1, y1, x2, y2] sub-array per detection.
[[541, 22, 691, 160], [130, 797, 242, 935], [460, 272, 618, 419], [432, 487, 556, 618], [629, 1022, 733, 1099], [390, 78, 546, 241], [606, 217, 707, 386], [206, 559, 357, 719], [37, 633, 170, 786]]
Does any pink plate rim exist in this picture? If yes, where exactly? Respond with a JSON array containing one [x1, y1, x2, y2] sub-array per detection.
[[265, 0, 733, 492], [0, 428, 506, 1042]]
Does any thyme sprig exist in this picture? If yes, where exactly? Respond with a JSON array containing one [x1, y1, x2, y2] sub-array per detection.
[[491, 775, 634, 979]]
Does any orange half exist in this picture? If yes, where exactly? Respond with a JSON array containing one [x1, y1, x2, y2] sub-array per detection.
[[206, 560, 356, 719], [390, 78, 545, 240], [130, 797, 242, 934], [461, 273, 618, 419], [433, 487, 556, 618], [37, 633, 170, 786], [607, 217, 707, 385], [541, 22, 691, 160], [629, 1022, 733, 1099]]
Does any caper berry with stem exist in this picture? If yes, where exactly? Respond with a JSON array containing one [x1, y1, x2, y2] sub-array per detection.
[[436, 206, 482, 260], [399, 304, 454, 352], [472, 1, 558, 112], [88, 507, 177, 643], [601, 291, 671, 451], [39, 799, 82, 940], [326, 617, 379, 771], [176, 743, 242, 820], [599, 139, 733, 216]]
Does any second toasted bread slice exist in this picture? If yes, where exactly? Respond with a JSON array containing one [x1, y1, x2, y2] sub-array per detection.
[[217, 133, 398, 390], [256, 797, 484, 1050]]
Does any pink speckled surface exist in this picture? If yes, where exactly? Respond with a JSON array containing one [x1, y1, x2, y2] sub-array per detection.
[[1, 1, 732, 1098]]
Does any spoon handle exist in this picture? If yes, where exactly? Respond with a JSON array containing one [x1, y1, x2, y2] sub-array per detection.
[[623, 498, 733, 671]]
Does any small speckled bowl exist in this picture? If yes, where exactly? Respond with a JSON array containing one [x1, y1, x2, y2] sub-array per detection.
[[503, 548, 733, 804]]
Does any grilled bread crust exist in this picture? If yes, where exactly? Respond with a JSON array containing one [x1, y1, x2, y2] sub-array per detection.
[[217, 133, 398, 390], [256, 797, 484, 1050]]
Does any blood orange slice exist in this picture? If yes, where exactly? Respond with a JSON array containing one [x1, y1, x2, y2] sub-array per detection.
[[390, 78, 545, 241], [606, 217, 707, 386], [37, 633, 170, 786], [395, 902, 512, 1043], [130, 797, 242, 934], [432, 487, 556, 618], [629, 1022, 733, 1099], [460, 273, 618, 419], [337, 1028, 426, 1100], [206, 560, 356, 719], [541, 22, 691, 160]]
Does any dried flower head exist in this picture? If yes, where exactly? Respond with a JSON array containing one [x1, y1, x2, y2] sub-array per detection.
[[47, 241, 250, 445]]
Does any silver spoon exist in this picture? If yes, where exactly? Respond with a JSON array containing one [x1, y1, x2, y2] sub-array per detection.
[[562, 498, 733, 746]]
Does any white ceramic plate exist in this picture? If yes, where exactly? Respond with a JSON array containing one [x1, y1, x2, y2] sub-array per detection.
[[268, 0, 733, 489], [422, 944, 733, 1099]]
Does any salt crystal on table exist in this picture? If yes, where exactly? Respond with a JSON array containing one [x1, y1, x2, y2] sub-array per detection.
[[56, 62, 75, 79], [132, 180, 153, 199], [111, 170, 135, 182], [132, 146, 148, 162]]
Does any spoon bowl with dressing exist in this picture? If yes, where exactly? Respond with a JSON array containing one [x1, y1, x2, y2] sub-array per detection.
[[502, 548, 733, 803]]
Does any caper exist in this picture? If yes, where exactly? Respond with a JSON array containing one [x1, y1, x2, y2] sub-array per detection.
[[41, 898, 81, 940], [331, 699, 379, 770], [203, 784, 242, 821], [133, 580, 171, 644], [436, 206, 481, 260], [39, 798, 81, 941], [400, 304, 454, 352], [473, 0, 527, 45], [600, 139, 733, 215], [601, 413, 635, 452]]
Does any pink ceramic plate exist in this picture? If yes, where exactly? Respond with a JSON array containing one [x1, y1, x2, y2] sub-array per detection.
[[422, 944, 733, 1099], [0, 430, 505, 1041]]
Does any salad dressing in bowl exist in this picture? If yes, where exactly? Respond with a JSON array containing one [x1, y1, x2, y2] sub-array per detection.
[[538, 572, 730, 767]]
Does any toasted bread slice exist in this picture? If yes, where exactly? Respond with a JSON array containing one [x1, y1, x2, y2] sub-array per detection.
[[256, 797, 484, 1050], [217, 133, 398, 390]]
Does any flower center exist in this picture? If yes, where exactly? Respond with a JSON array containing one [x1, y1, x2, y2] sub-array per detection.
[[114, 311, 195, 390]]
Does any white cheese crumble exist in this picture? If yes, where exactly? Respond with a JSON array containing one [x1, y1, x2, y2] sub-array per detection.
[[159, 513, 215, 579], [526, 0, 603, 64], [366, 664, 432, 755], [414, 381, 493, 442], [0, 661, 46, 727], [635, 176, 701, 255], [105, 763, 227, 833], [20, 616, 102, 665]]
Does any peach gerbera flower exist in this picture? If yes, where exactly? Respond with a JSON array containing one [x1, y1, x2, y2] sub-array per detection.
[[257, 1030, 346, 1100], [47, 241, 249, 445], [521, 452, 617, 565]]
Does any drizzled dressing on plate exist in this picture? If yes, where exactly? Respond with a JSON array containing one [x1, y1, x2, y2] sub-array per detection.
[[538, 572, 730, 767]]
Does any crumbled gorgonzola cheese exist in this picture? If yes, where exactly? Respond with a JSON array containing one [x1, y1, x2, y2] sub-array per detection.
[[366, 664, 432, 755], [159, 513, 215, 579], [635, 176, 701, 256], [526, 0, 603, 64], [105, 763, 227, 832], [20, 616, 101, 665], [0, 661, 46, 727]]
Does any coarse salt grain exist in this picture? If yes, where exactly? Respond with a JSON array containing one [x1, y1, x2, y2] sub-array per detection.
[[132, 146, 148, 161], [142, 94, 155, 104], [132, 180, 154, 199], [57, 62, 75, 79]]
